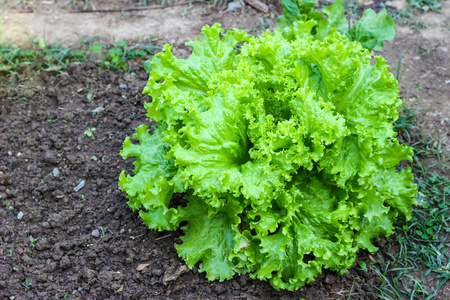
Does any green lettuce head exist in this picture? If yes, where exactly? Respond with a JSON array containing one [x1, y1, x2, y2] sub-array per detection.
[[119, 16, 416, 290]]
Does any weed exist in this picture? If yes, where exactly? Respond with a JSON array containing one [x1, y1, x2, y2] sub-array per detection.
[[100, 39, 160, 72], [385, 0, 440, 30], [42, 44, 86, 70], [23, 278, 32, 289], [394, 105, 420, 145], [396, 50, 404, 82], [91, 156, 98, 161], [386, 7, 414, 26], [29, 235, 38, 248], [358, 261, 368, 272], [347, 277, 356, 299], [409, 0, 442, 12], [0, 44, 34, 71], [1, 37, 159, 73], [84, 128, 96, 137], [420, 43, 441, 57], [98, 226, 105, 237], [370, 104, 450, 299], [6, 203, 13, 210]]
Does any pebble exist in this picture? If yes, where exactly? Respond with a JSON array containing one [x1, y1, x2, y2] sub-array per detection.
[[119, 83, 128, 89], [92, 229, 100, 237], [17, 211, 24, 220], [73, 180, 85, 192], [43, 150, 58, 164], [91, 107, 105, 114], [226, 1, 242, 12], [52, 168, 60, 177]]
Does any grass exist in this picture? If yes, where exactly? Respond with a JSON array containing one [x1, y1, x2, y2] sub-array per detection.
[[368, 106, 450, 299], [0, 35, 160, 73], [386, 0, 443, 29]]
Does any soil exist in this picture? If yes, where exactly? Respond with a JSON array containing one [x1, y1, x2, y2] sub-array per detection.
[[0, 0, 449, 299], [0, 59, 387, 300]]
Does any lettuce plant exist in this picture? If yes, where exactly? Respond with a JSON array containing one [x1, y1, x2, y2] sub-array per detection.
[[119, 0, 417, 291]]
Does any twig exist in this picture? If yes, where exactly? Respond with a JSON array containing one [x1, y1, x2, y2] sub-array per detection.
[[155, 234, 171, 241], [69, 1, 206, 13]]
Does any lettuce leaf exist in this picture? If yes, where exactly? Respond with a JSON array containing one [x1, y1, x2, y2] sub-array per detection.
[[280, 0, 396, 51], [349, 8, 396, 51], [120, 8, 416, 291]]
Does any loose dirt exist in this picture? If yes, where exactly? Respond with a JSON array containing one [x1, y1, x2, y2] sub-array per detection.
[[0, 0, 449, 299]]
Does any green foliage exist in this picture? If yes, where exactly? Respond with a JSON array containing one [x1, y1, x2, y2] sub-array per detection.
[[29, 235, 38, 248], [279, 0, 396, 51], [96, 39, 160, 72], [0, 44, 37, 71], [364, 105, 450, 299], [23, 278, 32, 289], [0, 38, 159, 73], [409, 0, 442, 12], [119, 1, 417, 289], [84, 128, 96, 137]]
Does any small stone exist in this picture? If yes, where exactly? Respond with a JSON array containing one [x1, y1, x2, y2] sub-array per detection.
[[43, 150, 59, 164], [73, 180, 85, 192], [60, 255, 71, 268], [119, 83, 128, 89], [91, 107, 105, 114], [52, 168, 60, 177], [92, 229, 100, 237], [36, 274, 48, 283], [226, 1, 242, 12], [17, 211, 24, 220]]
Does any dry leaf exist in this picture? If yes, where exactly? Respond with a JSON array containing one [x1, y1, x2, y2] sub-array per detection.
[[136, 263, 150, 271]]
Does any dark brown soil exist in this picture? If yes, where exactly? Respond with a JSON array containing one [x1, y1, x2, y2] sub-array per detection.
[[1, 1, 449, 299], [0, 61, 389, 299]]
